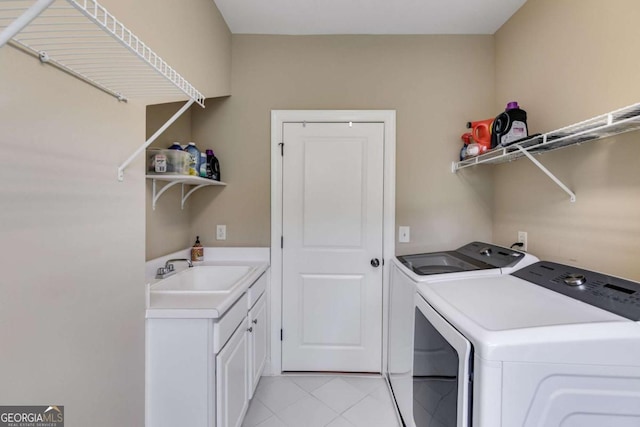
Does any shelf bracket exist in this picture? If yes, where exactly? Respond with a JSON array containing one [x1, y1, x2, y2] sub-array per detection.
[[117, 99, 195, 182], [0, 0, 55, 47], [181, 184, 209, 210], [516, 146, 576, 203], [151, 179, 182, 210]]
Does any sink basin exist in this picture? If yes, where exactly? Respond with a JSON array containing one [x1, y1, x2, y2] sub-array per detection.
[[152, 265, 254, 292]]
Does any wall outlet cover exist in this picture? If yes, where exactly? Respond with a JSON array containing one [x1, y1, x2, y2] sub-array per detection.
[[399, 226, 410, 243], [216, 225, 227, 240], [517, 230, 527, 251]]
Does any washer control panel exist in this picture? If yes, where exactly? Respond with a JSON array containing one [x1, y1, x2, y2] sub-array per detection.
[[513, 261, 640, 320], [458, 241, 525, 268]]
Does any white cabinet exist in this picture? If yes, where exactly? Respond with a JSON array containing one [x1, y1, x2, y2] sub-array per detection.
[[146, 270, 269, 427], [248, 294, 268, 397], [216, 321, 249, 427]]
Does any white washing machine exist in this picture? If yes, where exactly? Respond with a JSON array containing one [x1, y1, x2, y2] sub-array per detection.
[[397, 260, 640, 427], [388, 242, 538, 426], [395, 241, 538, 280]]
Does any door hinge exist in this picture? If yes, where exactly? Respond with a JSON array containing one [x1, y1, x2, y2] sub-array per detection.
[[281, 236, 283, 249], [280, 329, 283, 341], [279, 142, 284, 156]]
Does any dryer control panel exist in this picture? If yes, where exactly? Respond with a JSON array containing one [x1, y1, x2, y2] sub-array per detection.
[[513, 261, 640, 320]]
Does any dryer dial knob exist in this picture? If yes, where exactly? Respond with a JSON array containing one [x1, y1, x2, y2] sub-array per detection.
[[564, 274, 586, 287], [480, 247, 492, 256]]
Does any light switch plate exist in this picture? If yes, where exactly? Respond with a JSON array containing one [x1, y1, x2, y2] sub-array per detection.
[[216, 225, 227, 240], [399, 226, 410, 243]]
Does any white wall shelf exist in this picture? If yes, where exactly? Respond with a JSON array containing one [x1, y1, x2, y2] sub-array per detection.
[[452, 102, 640, 202], [0, 0, 205, 106], [147, 175, 226, 210], [0, 0, 207, 182]]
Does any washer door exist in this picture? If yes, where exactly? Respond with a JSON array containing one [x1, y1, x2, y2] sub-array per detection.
[[413, 295, 473, 427], [398, 252, 492, 276]]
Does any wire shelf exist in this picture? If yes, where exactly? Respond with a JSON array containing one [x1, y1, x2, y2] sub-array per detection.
[[453, 103, 640, 171], [0, 0, 205, 106]]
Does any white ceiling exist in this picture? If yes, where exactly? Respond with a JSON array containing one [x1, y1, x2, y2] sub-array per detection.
[[213, 0, 527, 35]]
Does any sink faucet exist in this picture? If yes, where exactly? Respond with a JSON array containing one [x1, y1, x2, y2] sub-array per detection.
[[156, 258, 193, 279], [165, 258, 193, 269]]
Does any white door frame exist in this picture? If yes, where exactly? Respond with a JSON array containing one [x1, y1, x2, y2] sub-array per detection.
[[269, 110, 396, 375]]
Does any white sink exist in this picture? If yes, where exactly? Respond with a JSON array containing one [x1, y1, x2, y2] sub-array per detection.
[[152, 265, 255, 293]]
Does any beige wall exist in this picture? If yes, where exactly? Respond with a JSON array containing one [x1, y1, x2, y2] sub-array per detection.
[[493, 0, 640, 279], [145, 102, 193, 260], [0, 46, 146, 426], [190, 35, 496, 253], [0, 0, 230, 425]]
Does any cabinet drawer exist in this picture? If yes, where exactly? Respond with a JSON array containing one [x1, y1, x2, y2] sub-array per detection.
[[213, 293, 248, 354], [247, 272, 267, 309]]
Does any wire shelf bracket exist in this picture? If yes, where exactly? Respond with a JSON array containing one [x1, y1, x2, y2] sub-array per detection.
[[147, 175, 227, 210], [516, 146, 576, 203], [118, 99, 195, 181], [151, 177, 181, 211], [181, 183, 209, 210]]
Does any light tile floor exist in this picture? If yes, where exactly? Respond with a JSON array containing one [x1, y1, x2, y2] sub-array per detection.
[[243, 375, 401, 427]]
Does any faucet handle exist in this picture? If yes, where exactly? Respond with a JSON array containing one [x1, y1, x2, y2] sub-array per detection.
[[166, 263, 174, 272]]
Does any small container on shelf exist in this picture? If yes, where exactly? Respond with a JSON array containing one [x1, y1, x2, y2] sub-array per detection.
[[185, 142, 201, 176], [146, 148, 190, 175], [206, 149, 221, 181], [199, 152, 208, 177], [191, 236, 204, 262]]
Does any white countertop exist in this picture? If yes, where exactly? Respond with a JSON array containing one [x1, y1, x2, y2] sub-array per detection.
[[145, 248, 270, 319]]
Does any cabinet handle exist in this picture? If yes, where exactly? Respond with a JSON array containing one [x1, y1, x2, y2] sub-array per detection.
[[247, 327, 253, 333], [252, 319, 258, 324]]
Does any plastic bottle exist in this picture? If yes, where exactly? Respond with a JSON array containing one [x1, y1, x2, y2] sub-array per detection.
[[206, 149, 221, 181], [466, 119, 493, 152], [199, 152, 207, 177], [168, 142, 183, 150], [491, 102, 528, 148], [191, 236, 203, 262], [185, 142, 201, 176]]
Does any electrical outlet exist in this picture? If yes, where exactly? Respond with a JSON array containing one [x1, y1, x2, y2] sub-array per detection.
[[518, 231, 528, 252], [399, 226, 410, 243], [216, 225, 227, 241]]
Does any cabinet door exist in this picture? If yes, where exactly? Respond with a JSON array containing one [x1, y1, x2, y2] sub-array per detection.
[[248, 294, 268, 397], [216, 321, 249, 427]]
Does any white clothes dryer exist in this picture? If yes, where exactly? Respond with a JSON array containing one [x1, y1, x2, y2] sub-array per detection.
[[398, 260, 640, 427], [387, 242, 538, 426]]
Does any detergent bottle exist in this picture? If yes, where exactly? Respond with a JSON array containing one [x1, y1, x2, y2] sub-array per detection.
[[466, 119, 493, 152], [491, 102, 528, 148]]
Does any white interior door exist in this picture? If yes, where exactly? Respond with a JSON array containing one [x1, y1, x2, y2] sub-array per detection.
[[281, 122, 384, 372]]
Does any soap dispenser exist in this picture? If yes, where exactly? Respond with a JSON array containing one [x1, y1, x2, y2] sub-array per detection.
[[191, 236, 204, 262]]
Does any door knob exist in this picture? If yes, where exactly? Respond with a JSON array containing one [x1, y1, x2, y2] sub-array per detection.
[[371, 258, 380, 268]]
